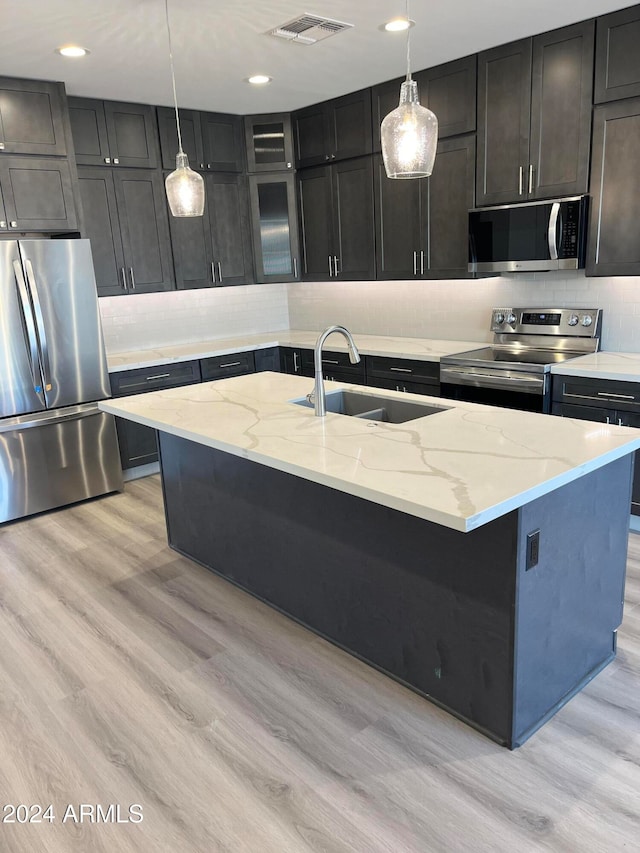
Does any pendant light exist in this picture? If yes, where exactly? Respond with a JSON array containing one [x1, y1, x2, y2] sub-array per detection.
[[164, 0, 205, 216], [381, 2, 438, 179]]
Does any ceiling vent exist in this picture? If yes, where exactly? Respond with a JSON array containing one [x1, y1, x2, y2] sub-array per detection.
[[268, 14, 354, 45]]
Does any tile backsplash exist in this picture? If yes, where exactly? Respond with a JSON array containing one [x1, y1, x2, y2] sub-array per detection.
[[286, 272, 640, 352], [99, 272, 640, 355], [99, 284, 289, 353]]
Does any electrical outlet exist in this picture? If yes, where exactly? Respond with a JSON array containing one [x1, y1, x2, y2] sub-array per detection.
[[526, 530, 540, 570]]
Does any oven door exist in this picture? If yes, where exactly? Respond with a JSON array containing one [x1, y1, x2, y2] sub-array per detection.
[[440, 366, 549, 413]]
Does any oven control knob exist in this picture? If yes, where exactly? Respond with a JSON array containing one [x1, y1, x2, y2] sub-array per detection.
[[568, 314, 579, 326], [506, 313, 517, 325], [494, 312, 505, 324], [581, 314, 593, 327]]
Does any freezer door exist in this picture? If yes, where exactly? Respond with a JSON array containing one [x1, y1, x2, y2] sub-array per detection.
[[0, 241, 47, 418], [0, 403, 123, 524], [18, 239, 111, 409]]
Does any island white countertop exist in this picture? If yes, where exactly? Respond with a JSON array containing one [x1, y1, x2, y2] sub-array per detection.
[[550, 351, 640, 382], [99, 372, 640, 533], [106, 331, 486, 372]]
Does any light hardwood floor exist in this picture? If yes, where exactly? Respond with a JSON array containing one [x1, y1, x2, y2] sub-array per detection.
[[0, 476, 638, 852]]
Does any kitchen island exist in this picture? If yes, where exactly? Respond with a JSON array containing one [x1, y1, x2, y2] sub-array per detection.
[[100, 373, 640, 747]]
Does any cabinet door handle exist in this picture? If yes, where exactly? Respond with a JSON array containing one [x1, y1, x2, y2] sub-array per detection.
[[293, 257, 298, 278], [518, 165, 524, 196], [413, 251, 418, 275], [390, 367, 412, 373], [104, 157, 111, 164], [0, 221, 6, 229], [328, 255, 333, 277], [293, 352, 299, 372], [334, 255, 340, 276], [528, 164, 534, 195], [146, 373, 171, 381], [10, 221, 17, 228], [606, 416, 610, 424], [113, 157, 120, 165], [129, 267, 136, 290], [420, 250, 425, 275], [217, 261, 223, 283], [0, 142, 5, 150], [618, 418, 624, 426], [219, 361, 242, 369], [322, 359, 340, 365], [211, 261, 216, 283], [120, 267, 128, 291]]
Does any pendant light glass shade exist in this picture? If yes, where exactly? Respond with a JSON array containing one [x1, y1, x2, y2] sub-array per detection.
[[165, 152, 205, 216], [381, 79, 438, 179], [164, 0, 205, 216]]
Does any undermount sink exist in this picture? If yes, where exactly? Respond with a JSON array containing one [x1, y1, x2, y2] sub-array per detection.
[[292, 389, 450, 424]]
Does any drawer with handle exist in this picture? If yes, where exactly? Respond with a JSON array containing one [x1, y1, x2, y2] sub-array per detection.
[[300, 348, 366, 377], [200, 351, 256, 381], [366, 356, 439, 387], [552, 375, 640, 414], [110, 360, 201, 396]]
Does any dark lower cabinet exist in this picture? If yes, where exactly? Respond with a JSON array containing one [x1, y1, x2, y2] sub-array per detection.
[[552, 374, 640, 515], [298, 157, 375, 281], [365, 356, 440, 396], [254, 346, 281, 373], [0, 156, 77, 231], [587, 97, 640, 277], [110, 360, 201, 469], [201, 351, 255, 380], [78, 166, 174, 295], [300, 348, 366, 384], [280, 347, 308, 376]]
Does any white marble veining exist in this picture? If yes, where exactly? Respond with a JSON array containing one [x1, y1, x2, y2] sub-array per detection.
[[550, 351, 640, 382], [106, 331, 486, 372], [100, 373, 640, 533]]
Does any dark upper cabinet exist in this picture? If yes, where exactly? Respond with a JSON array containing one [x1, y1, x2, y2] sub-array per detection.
[[293, 89, 372, 168], [298, 156, 375, 281], [0, 156, 77, 231], [424, 135, 476, 278], [0, 78, 68, 156], [244, 113, 294, 173], [374, 134, 475, 280], [247, 172, 300, 283], [169, 172, 253, 289], [157, 107, 204, 171], [587, 97, 640, 277], [200, 112, 244, 172], [372, 55, 476, 152], [477, 21, 594, 205], [77, 166, 174, 295], [595, 4, 640, 103], [69, 98, 159, 168]]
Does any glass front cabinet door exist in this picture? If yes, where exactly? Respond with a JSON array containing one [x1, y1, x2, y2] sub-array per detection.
[[244, 114, 294, 173], [247, 173, 300, 283]]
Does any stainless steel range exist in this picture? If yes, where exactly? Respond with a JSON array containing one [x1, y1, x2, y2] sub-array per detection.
[[440, 308, 602, 413]]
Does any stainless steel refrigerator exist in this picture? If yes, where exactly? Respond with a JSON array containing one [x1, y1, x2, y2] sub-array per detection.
[[0, 239, 122, 524]]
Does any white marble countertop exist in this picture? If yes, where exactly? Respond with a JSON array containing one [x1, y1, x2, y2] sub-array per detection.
[[99, 372, 640, 533], [106, 331, 486, 372], [550, 351, 640, 382]]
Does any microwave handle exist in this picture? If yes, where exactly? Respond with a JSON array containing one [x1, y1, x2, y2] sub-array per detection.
[[548, 202, 560, 261]]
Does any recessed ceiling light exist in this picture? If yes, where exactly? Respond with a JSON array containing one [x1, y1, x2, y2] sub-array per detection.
[[247, 75, 272, 85], [55, 45, 90, 58], [383, 18, 414, 32]]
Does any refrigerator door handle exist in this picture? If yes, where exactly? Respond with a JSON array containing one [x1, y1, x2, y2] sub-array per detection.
[[12, 259, 45, 398], [23, 259, 53, 393]]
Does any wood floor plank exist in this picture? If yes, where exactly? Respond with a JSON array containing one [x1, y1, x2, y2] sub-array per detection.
[[0, 475, 638, 852]]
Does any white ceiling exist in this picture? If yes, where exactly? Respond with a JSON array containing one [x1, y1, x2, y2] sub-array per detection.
[[0, 0, 631, 114]]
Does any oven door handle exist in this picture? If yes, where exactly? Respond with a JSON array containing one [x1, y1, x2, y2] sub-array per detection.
[[548, 202, 560, 261], [440, 366, 545, 394]]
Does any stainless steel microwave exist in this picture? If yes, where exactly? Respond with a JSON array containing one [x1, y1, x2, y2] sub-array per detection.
[[468, 195, 588, 273]]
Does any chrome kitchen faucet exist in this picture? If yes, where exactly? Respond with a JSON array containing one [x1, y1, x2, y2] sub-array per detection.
[[308, 325, 361, 417]]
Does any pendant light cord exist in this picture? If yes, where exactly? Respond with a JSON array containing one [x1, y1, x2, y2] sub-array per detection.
[[165, 0, 184, 155], [405, 0, 411, 82]]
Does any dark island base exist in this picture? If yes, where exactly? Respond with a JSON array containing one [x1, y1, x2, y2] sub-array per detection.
[[158, 433, 632, 748]]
